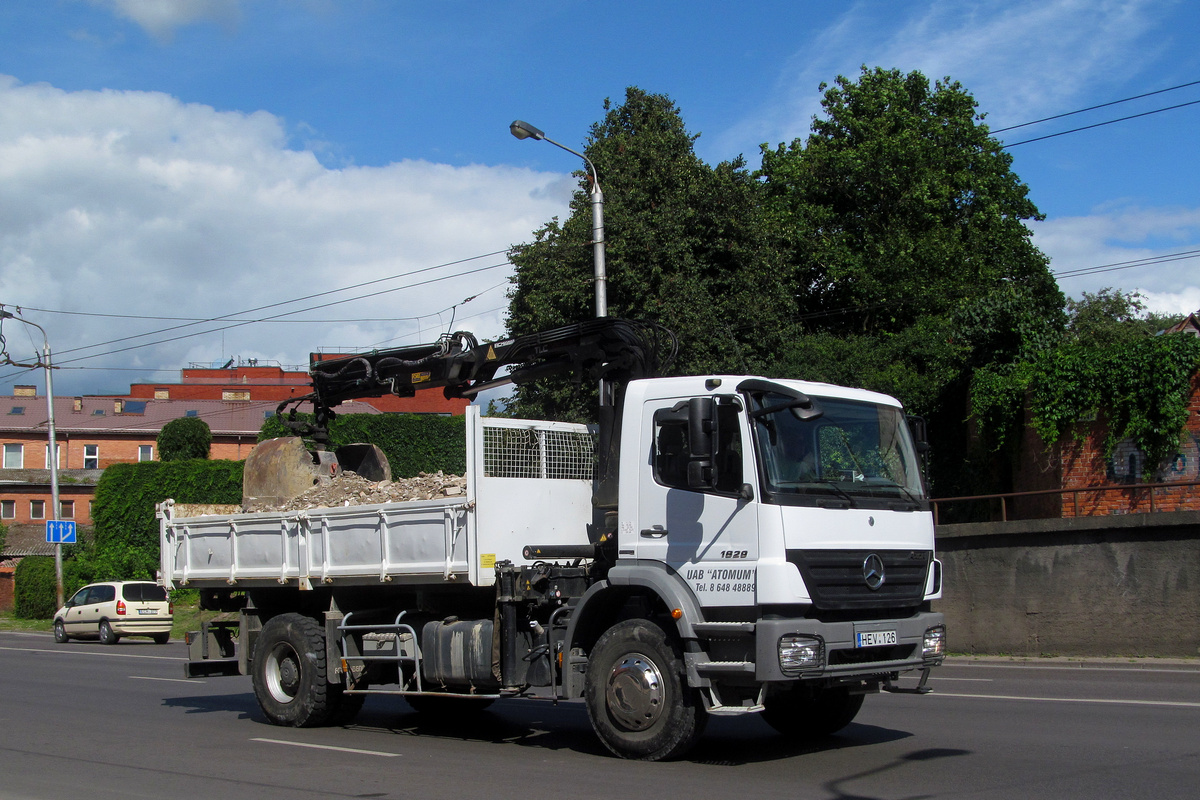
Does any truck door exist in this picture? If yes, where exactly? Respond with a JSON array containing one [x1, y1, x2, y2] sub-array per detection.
[[635, 396, 759, 608]]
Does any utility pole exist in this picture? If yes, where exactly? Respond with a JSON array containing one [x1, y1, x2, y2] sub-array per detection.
[[0, 308, 63, 607]]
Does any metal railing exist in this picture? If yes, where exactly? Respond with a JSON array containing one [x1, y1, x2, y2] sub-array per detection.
[[932, 479, 1200, 524]]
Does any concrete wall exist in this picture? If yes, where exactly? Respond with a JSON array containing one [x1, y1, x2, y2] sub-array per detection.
[[934, 511, 1200, 657]]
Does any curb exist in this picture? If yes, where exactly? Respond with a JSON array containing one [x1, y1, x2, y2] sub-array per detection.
[[945, 654, 1200, 670]]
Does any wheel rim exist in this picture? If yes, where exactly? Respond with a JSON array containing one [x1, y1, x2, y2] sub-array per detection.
[[54, 621, 64, 639], [264, 643, 302, 704], [605, 652, 665, 731]]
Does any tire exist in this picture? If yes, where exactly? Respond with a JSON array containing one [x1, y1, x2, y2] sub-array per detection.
[[404, 694, 495, 716], [53, 619, 69, 643], [251, 613, 337, 727], [761, 686, 865, 739], [584, 618, 706, 761], [152, 632, 170, 645], [99, 620, 120, 645]]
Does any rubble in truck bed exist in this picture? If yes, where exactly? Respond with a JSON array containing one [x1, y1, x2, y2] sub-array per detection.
[[261, 471, 468, 512]]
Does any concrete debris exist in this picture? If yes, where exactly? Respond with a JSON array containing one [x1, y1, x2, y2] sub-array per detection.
[[260, 471, 468, 513]]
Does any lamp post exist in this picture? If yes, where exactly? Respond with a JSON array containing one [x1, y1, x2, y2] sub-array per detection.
[[0, 309, 63, 607], [510, 120, 608, 318]]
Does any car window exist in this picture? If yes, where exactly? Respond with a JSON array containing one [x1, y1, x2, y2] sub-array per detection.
[[92, 585, 116, 604], [122, 583, 167, 602], [69, 587, 91, 606]]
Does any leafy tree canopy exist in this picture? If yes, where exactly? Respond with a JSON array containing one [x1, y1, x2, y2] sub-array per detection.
[[157, 416, 212, 461], [758, 66, 1062, 339]]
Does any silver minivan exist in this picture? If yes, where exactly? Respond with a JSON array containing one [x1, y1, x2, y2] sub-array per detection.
[[53, 581, 173, 644]]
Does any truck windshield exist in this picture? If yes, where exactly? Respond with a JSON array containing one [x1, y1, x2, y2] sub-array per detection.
[[747, 391, 927, 509]]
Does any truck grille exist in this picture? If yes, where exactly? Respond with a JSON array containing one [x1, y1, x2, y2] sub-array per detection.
[[786, 549, 931, 611]]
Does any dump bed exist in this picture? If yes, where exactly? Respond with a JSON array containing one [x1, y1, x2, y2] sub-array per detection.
[[159, 407, 597, 590]]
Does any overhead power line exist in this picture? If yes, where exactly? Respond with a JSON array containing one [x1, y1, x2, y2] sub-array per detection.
[[1003, 98, 1200, 147], [46, 249, 511, 362], [991, 78, 1200, 133], [1051, 248, 1200, 279]]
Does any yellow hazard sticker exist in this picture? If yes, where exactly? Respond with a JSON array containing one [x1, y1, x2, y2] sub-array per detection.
[[411, 371, 431, 383], [486, 345, 497, 361], [480, 553, 496, 569]]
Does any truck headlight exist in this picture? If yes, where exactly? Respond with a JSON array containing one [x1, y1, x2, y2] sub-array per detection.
[[923, 625, 946, 661], [779, 634, 824, 675]]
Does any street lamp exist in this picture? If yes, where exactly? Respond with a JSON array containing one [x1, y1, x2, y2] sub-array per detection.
[[0, 309, 63, 607], [510, 120, 608, 318]]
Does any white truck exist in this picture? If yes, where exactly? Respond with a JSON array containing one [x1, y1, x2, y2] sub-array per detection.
[[159, 318, 945, 761]]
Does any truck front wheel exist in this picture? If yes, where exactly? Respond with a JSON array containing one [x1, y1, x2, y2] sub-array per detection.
[[252, 613, 337, 727], [761, 686, 864, 739], [584, 618, 706, 761]]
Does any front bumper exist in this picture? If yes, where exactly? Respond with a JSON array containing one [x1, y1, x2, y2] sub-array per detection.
[[754, 611, 944, 682]]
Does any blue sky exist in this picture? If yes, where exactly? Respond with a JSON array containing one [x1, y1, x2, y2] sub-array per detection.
[[1, 0, 1198, 397]]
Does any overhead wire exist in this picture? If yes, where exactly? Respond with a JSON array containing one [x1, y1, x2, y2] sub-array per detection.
[[990, 78, 1200, 133], [46, 249, 511, 360], [1002, 98, 1200, 147]]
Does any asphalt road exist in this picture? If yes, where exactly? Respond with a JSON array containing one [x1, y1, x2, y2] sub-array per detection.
[[2, 630, 1198, 800]]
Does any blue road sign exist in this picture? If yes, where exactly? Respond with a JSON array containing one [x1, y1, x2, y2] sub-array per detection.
[[46, 520, 77, 544]]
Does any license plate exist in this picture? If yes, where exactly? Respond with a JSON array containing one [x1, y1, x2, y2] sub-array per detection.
[[137, 608, 158, 615], [856, 630, 896, 647]]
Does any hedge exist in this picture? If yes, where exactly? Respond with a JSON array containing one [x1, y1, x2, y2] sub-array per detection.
[[13, 556, 89, 619], [259, 412, 467, 476], [84, 460, 244, 582]]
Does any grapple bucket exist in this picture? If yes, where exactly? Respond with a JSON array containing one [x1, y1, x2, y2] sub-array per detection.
[[241, 438, 392, 511]]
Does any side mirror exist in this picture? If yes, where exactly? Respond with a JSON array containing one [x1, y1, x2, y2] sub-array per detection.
[[687, 397, 717, 490]]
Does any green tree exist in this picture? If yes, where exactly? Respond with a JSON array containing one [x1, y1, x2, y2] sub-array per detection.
[[759, 66, 1061, 339], [756, 67, 1064, 497], [157, 416, 212, 461], [506, 87, 790, 420]]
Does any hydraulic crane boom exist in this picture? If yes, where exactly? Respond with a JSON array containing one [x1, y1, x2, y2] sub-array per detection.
[[277, 317, 676, 426], [271, 318, 676, 509]]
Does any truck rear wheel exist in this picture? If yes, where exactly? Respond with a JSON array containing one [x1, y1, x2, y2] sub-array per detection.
[[761, 686, 864, 739], [584, 618, 706, 761], [252, 613, 337, 727]]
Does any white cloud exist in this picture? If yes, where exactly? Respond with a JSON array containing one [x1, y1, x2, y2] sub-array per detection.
[[0, 76, 571, 396], [88, 0, 242, 42], [1031, 205, 1200, 313]]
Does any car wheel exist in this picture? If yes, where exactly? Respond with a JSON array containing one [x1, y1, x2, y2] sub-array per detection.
[[99, 620, 120, 645], [152, 632, 170, 645], [53, 619, 69, 643], [251, 613, 336, 727], [761, 686, 864, 739], [584, 618, 706, 761]]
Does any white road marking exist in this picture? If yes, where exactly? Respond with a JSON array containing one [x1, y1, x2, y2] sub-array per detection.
[[130, 675, 201, 684], [252, 738, 401, 757], [0, 645, 180, 661], [932, 692, 1200, 709], [930, 676, 995, 682]]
